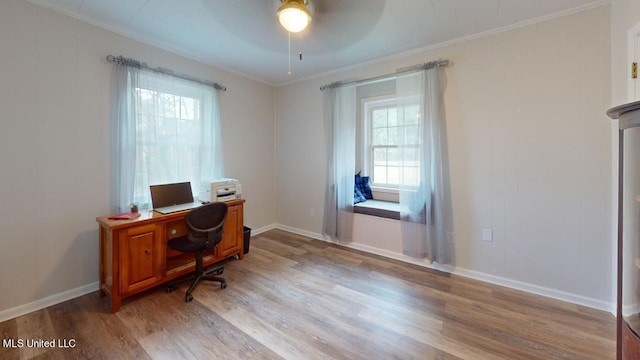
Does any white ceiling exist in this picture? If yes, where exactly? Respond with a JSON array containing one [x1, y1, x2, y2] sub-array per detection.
[[29, 0, 606, 86]]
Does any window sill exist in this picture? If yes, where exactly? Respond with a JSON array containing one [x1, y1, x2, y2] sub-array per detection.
[[353, 200, 404, 220], [370, 187, 399, 203], [370, 186, 398, 194]]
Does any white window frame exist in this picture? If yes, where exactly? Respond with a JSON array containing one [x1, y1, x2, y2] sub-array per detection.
[[131, 73, 216, 209]]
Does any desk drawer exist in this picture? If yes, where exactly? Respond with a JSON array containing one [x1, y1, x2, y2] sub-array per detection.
[[166, 220, 187, 257], [166, 220, 187, 240]]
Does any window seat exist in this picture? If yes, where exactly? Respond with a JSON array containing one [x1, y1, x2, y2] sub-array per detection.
[[353, 200, 404, 220]]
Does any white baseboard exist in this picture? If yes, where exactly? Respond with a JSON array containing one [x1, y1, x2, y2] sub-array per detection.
[[1, 222, 615, 323], [274, 223, 327, 242], [248, 223, 277, 237], [0, 281, 99, 323], [442, 265, 614, 314], [273, 223, 615, 314]]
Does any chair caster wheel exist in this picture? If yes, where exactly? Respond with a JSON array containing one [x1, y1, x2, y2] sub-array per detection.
[[166, 286, 173, 293], [221, 282, 227, 289], [217, 268, 224, 275], [185, 294, 193, 302]]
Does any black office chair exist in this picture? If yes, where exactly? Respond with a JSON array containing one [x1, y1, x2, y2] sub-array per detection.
[[166, 202, 228, 302]]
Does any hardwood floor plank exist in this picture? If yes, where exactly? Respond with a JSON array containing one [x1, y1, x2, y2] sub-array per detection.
[[0, 229, 616, 359], [441, 319, 552, 360], [490, 286, 615, 336], [331, 284, 509, 360], [201, 288, 326, 359], [211, 257, 441, 358], [251, 236, 308, 257], [136, 329, 199, 360], [208, 273, 377, 359], [0, 318, 19, 360], [245, 238, 504, 358], [443, 300, 608, 360], [46, 292, 150, 359], [15, 309, 56, 359]]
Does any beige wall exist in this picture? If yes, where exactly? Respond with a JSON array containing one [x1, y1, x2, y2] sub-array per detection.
[[0, 0, 275, 318], [276, 6, 613, 308]]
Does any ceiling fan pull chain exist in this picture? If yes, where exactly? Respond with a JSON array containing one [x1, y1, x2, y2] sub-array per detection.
[[299, 32, 303, 61]]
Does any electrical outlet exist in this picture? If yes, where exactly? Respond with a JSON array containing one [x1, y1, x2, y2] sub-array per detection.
[[482, 229, 493, 242]]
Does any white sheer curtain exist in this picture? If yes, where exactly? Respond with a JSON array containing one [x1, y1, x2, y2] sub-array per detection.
[[109, 63, 137, 213], [110, 64, 223, 213], [323, 85, 357, 241], [397, 66, 452, 264]]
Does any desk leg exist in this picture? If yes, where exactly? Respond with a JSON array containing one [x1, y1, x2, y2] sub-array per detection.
[[110, 296, 121, 313], [99, 226, 107, 297]]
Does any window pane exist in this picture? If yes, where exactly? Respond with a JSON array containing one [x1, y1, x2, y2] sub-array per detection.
[[374, 166, 387, 184], [388, 107, 398, 126], [373, 127, 387, 145], [373, 147, 387, 164], [388, 147, 398, 163], [388, 148, 399, 185], [130, 79, 214, 208], [402, 166, 420, 186], [387, 126, 398, 145], [373, 147, 387, 185], [161, 93, 177, 118], [405, 125, 420, 145], [400, 146, 419, 163], [387, 166, 399, 185], [365, 99, 423, 188], [404, 105, 420, 125], [372, 108, 387, 128], [180, 97, 195, 120]]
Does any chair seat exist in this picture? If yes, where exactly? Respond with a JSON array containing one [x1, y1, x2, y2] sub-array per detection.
[[168, 236, 211, 253]]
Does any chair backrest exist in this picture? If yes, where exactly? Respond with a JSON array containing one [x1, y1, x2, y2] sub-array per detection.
[[184, 202, 228, 247]]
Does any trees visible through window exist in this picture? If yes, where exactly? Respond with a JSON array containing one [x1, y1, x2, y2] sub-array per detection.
[[110, 59, 224, 213], [130, 72, 222, 209]]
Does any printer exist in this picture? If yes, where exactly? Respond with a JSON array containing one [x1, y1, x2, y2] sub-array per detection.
[[201, 178, 242, 202]]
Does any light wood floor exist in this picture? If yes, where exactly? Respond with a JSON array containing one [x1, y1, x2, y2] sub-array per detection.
[[1, 229, 615, 359]]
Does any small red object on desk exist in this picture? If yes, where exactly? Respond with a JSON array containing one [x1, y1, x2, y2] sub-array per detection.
[[107, 212, 141, 220]]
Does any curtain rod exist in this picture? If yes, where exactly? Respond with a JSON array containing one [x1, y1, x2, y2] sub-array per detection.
[[319, 59, 450, 91], [106, 55, 227, 91]]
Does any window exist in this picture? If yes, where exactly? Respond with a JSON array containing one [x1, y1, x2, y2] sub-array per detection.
[[131, 72, 222, 208], [364, 96, 420, 189]]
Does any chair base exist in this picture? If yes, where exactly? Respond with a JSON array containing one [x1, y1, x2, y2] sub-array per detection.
[[166, 265, 226, 302]]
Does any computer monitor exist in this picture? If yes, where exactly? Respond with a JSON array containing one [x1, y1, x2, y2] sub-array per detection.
[[150, 182, 194, 209]]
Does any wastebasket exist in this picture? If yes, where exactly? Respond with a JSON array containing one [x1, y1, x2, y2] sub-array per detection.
[[243, 226, 251, 254]]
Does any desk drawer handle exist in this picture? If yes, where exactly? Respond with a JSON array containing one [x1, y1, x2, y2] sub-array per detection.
[[144, 250, 151, 256]]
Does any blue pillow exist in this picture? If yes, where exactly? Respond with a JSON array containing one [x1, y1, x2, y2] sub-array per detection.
[[355, 173, 373, 200], [354, 184, 366, 204], [361, 176, 373, 199]]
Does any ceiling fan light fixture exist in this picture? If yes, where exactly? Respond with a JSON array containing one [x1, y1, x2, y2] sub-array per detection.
[[277, 0, 311, 33]]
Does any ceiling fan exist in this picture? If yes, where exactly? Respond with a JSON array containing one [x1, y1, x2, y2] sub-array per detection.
[[202, 0, 385, 74], [276, 0, 315, 33], [275, 0, 317, 74]]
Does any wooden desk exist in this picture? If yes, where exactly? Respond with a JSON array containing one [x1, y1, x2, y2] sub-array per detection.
[[96, 199, 245, 313]]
